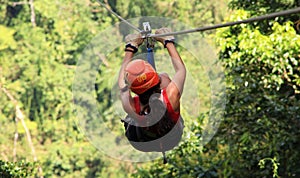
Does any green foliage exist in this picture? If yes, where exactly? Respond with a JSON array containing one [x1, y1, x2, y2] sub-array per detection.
[[109, 0, 229, 29], [229, 0, 300, 14], [228, 0, 300, 34], [0, 0, 121, 177], [215, 8, 300, 178], [258, 157, 280, 178], [0, 25, 16, 50], [42, 142, 104, 177], [0, 160, 37, 178], [2, 0, 299, 177]]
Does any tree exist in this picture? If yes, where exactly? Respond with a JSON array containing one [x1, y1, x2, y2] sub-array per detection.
[[214, 7, 300, 178], [0, 160, 37, 178], [0, 0, 122, 177], [4, 0, 298, 177]]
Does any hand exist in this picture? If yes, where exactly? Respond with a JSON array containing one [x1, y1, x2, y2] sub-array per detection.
[[154, 28, 175, 47], [125, 34, 144, 49]]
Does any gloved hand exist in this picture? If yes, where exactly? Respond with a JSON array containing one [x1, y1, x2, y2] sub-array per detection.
[[125, 34, 144, 53], [154, 28, 175, 47]]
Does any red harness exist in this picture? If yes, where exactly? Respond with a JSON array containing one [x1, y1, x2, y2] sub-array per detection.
[[133, 88, 180, 123]]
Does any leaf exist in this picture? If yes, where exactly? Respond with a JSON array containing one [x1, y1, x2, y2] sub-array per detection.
[[0, 25, 16, 50]]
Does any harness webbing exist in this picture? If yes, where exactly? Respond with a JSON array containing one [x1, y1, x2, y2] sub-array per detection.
[[147, 47, 155, 70]]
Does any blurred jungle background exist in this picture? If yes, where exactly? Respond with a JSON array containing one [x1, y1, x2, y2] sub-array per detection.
[[0, 0, 300, 177]]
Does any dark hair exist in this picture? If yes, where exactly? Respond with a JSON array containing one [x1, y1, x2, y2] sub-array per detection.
[[138, 82, 161, 106]]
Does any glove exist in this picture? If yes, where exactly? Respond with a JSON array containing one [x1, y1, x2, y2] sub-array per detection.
[[125, 34, 144, 53], [154, 28, 175, 48]]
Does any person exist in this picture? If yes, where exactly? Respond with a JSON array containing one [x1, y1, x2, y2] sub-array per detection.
[[118, 28, 186, 153]]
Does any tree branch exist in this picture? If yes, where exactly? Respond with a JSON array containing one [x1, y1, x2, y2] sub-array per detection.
[[296, 19, 300, 32], [29, 0, 36, 27], [12, 1, 28, 6], [97, 53, 109, 67], [64, 64, 77, 69], [1, 86, 43, 177], [13, 117, 19, 162], [11, 0, 36, 27]]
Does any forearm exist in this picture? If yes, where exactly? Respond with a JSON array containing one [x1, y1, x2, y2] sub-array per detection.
[[118, 51, 134, 89], [165, 42, 186, 94], [166, 43, 186, 75], [118, 50, 136, 114], [119, 33, 143, 89]]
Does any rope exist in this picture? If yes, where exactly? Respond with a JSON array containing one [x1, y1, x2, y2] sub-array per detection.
[[96, 0, 142, 33], [97, 1, 300, 37], [148, 7, 300, 38]]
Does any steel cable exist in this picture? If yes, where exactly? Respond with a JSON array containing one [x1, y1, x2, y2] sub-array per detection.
[[97, 1, 300, 37], [96, 0, 143, 33], [148, 7, 300, 38]]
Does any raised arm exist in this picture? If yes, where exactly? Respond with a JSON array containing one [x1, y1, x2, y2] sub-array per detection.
[[165, 42, 186, 94], [118, 34, 143, 114], [154, 28, 186, 111], [118, 49, 134, 90]]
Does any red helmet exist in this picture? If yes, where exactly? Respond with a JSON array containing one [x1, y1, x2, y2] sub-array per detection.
[[125, 59, 160, 94]]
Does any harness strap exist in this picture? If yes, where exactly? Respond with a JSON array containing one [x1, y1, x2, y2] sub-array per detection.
[[147, 47, 156, 70], [162, 89, 180, 122], [133, 96, 140, 113]]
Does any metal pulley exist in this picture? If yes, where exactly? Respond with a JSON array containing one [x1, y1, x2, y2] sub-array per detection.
[[142, 22, 156, 70]]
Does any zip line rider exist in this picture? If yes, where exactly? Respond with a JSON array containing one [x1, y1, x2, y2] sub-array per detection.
[[118, 28, 186, 152]]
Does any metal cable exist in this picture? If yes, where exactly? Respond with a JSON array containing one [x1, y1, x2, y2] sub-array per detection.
[[149, 7, 300, 38], [96, 0, 143, 33]]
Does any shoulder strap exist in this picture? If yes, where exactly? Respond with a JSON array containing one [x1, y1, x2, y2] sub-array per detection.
[[133, 96, 140, 114], [162, 89, 180, 122]]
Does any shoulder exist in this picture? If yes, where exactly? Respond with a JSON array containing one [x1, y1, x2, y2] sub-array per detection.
[[119, 90, 136, 113], [159, 73, 171, 89], [165, 81, 181, 111]]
